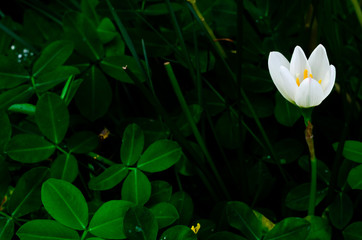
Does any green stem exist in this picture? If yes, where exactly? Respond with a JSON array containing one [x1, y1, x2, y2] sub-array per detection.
[[80, 229, 89, 240], [164, 62, 231, 200], [305, 121, 317, 216], [351, 0, 362, 28]]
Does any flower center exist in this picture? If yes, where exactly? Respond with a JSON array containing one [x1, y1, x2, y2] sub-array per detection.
[[296, 69, 321, 86]]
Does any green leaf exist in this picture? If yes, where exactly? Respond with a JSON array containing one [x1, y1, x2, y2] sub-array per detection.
[[63, 12, 103, 61], [17, 220, 79, 240], [273, 138, 304, 164], [89, 200, 134, 239], [81, 0, 100, 25], [343, 222, 362, 240], [226, 201, 262, 240], [105, 35, 125, 57], [100, 56, 145, 84], [169, 191, 193, 225], [50, 154, 79, 183], [41, 178, 88, 230], [0, 219, 14, 240], [35, 66, 80, 92], [333, 141, 362, 163], [329, 193, 353, 229], [123, 206, 158, 240], [241, 93, 274, 118], [207, 231, 246, 240], [89, 164, 129, 190], [121, 123, 144, 166], [150, 202, 179, 229], [32, 40, 74, 77], [75, 66, 112, 121], [241, 65, 274, 93], [215, 110, 240, 149], [298, 156, 331, 185], [0, 55, 29, 89], [121, 169, 151, 206], [347, 164, 362, 190], [305, 216, 331, 240], [64, 78, 84, 106], [159, 225, 197, 240], [264, 217, 311, 240], [274, 93, 301, 127], [67, 131, 99, 154], [0, 84, 34, 110], [137, 139, 182, 173], [8, 103, 36, 115], [148, 180, 172, 206], [0, 111, 11, 151], [6, 134, 56, 163], [175, 104, 203, 137], [7, 167, 49, 218], [35, 92, 69, 144], [97, 17, 117, 44], [0, 158, 10, 200], [285, 183, 327, 211]]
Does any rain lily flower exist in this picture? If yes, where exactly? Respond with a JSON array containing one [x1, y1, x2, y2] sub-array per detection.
[[268, 44, 335, 108]]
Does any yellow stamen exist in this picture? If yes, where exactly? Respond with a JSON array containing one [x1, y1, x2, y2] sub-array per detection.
[[309, 73, 313, 78], [303, 69, 308, 79], [296, 77, 300, 86], [318, 80, 322, 84], [191, 223, 201, 234]]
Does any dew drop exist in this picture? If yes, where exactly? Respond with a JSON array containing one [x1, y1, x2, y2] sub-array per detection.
[[11, 45, 15, 50], [135, 226, 142, 232], [18, 54, 22, 59]]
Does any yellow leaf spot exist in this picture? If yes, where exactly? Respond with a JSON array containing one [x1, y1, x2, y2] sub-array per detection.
[[191, 223, 201, 234]]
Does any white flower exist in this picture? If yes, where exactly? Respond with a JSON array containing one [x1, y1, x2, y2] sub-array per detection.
[[268, 44, 336, 108]]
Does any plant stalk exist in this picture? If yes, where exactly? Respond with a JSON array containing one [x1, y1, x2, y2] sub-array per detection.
[[305, 121, 317, 216]]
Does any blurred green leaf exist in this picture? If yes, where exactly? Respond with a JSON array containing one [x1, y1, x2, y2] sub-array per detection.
[[8, 103, 36, 115], [207, 231, 246, 240], [333, 141, 362, 163], [97, 17, 117, 44], [6, 134, 55, 163], [7, 167, 49, 218], [105, 35, 125, 57], [67, 131, 99, 154], [121, 123, 144, 166], [32, 40, 74, 77], [159, 225, 197, 240], [123, 206, 158, 240], [63, 12, 103, 60], [343, 222, 362, 240], [35, 66, 79, 92], [150, 202, 179, 229], [0, 158, 10, 201], [329, 193, 353, 230], [89, 200, 134, 239], [241, 94, 274, 118], [175, 104, 203, 137], [0, 219, 14, 240], [35, 92, 69, 144], [0, 55, 29, 89], [75, 66, 112, 121], [148, 180, 173, 206], [298, 156, 331, 185], [0, 85, 34, 110], [242, 65, 274, 93], [50, 154, 79, 183], [0, 111, 11, 151], [273, 138, 303, 164], [285, 183, 327, 211], [122, 169, 151, 206], [137, 139, 182, 173], [169, 191, 193, 225], [89, 164, 129, 190], [305, 216, 331, 240], [41, 178, 88, 230], [100, 56, 145, 84], [274, 93, 301, 127], [143, 3, 184, 16], [226, 201, 262, 240], [17, 220, 79, 240], [81, 0, 100, 25], [347, 164, 362, 190], [215, 110, 240, 149], [264, 217, 310, 240]]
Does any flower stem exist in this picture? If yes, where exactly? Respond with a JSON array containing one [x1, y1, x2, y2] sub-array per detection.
[[305, 121, 317, 216]]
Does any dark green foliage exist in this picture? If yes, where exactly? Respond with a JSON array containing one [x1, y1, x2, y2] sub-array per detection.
[[0, 0, 361, 239]]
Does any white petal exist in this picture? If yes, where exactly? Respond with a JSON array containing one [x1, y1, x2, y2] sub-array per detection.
[[290, 46, 311, 78], [295, 78, 325, 108], [308, 44, 330, 81], [279, 66, 298, 102], [268, 51, 290, 81], [322, 65, 336, 98], [268, 52, 292, 102]]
